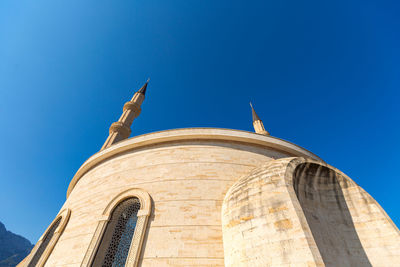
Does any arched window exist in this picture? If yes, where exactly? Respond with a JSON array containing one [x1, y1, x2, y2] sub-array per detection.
[[92, 198, 141, 266], [23, 208, 71, 267], [83, 189, 151, 267], [28, 218, 61, 267]]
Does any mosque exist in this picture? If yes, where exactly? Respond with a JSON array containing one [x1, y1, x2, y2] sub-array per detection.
[[18, 81, 400, 266]]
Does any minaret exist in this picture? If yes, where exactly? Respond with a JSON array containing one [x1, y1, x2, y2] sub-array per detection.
[[250, 102, 270, 136], [100, 80, 149, 150]]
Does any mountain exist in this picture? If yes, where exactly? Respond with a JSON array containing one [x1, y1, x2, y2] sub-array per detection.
[[0, 221, 33, 267]]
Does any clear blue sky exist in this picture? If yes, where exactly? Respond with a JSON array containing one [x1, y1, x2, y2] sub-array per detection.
[[0, 0, 399, 243]]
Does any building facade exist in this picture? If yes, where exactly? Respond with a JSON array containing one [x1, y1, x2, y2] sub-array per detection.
[[19, 83, 400, 266]]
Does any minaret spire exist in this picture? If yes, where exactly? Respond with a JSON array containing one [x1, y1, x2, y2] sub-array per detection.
[[250, 102, 270, 136], [101, 80, 149, 151], [137, 78, 149, 95]]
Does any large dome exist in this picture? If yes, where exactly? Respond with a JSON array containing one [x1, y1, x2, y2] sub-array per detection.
[[18, 128, 400, 266], [59, 128, 318, 266]]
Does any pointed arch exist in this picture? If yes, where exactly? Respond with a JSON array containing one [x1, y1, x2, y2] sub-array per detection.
[[222, 157, 400, 266], [81, 188, 151, 267], [22, 208, 71, 267]]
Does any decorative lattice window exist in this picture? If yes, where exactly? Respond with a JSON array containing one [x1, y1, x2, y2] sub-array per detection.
[[27, 217, 61, 267], [92, 197, 141, 267]]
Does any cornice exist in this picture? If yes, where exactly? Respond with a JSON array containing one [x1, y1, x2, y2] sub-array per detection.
[[66, 128, 322, 198]]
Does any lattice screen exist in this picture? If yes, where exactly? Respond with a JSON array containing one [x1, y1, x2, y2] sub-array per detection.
[[93, 197, 141, 267]]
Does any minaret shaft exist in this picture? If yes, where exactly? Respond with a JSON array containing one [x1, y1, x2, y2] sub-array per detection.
[[253, 120, 269, 136], [250, 102, 270, 136], [100, 82, 147, 151]]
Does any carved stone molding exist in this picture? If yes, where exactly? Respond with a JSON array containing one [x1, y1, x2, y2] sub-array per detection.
[[109, 121, 131, 137]]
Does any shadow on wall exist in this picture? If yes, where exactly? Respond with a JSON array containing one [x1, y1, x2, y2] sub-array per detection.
[[293, 163, 372, 267]]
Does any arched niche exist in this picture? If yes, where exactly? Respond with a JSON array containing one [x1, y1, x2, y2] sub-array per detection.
[[293, 162, 371, 266], [222, 157, 400, 267]]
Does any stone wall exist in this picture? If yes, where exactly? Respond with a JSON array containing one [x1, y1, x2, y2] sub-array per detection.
[[222, 157, 400, 267], [43, 135, 294, 266]]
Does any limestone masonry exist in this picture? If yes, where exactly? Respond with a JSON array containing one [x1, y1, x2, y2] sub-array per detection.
[[19, 82, 400, 267]]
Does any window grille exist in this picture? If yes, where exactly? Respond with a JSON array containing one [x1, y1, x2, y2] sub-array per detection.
[[28, 217, 61, 267], [92, 197, 141, 267]]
